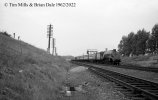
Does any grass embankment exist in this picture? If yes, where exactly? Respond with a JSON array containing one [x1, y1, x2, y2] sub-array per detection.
[[0, 34, 70, 100], [121, 54, 158, 68]]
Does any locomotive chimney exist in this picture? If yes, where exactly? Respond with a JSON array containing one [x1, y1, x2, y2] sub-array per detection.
[[105, 48, 108, 51]]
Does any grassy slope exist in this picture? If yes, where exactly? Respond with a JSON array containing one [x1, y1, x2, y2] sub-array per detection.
[[121, 54, 158, 67], [0, 34, 70, 100]]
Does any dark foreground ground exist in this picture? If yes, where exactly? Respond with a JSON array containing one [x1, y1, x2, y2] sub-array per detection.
[[58, 64, 130, 100]]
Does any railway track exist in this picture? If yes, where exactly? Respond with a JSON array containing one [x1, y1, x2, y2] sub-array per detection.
[[71, 61, 158, 100], [71, 60, 158, 73], [104, 63, 158, 73]]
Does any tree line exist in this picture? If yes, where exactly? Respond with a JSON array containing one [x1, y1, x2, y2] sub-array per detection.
[[118, 24, 158, 56]]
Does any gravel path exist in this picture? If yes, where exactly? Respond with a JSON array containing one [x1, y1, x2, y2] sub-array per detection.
[[58, 66, 130, 100]]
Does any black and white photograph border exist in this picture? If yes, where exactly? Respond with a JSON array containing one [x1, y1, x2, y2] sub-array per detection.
[[0, 0, 158, 100]]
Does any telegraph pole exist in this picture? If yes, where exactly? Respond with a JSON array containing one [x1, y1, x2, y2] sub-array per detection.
[[55, 47, 57, 56], [47, 24, 53, 53], [52, 38, 55, 55], [13, 33, 15, 38]]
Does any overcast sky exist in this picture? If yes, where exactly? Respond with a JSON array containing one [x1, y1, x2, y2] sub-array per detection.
[[0, 0, 158, 56]]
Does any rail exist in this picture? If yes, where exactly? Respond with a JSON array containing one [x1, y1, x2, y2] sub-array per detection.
[[71, 61, 158, 100], [71, 60, 158, 73]]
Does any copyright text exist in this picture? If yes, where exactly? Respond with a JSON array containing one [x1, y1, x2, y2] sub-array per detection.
[[4, 2, 76, 8]]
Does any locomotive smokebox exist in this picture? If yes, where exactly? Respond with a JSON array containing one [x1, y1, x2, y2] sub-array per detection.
[[113, 49, 116, 52]]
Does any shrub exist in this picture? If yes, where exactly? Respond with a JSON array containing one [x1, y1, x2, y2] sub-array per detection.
[[0, 32, 11, 37]]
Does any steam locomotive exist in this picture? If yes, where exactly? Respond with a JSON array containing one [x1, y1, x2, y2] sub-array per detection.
[[73, 49, 121, 65]]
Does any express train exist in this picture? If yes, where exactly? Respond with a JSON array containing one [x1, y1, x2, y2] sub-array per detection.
[[73, 49, 121, 65]]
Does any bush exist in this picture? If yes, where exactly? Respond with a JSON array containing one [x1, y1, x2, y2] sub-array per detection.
[[0, 32, 11, 37]]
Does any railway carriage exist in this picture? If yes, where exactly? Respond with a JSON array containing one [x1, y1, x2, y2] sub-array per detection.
[[73, 49, 121, 65]]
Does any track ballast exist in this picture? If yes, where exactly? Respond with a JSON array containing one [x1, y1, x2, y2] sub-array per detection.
[[72, 61, 158, 100]]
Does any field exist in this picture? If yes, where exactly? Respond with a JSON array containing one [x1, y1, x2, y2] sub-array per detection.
[[121, 54, 158, 68], [0, 33, 70, 100]]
